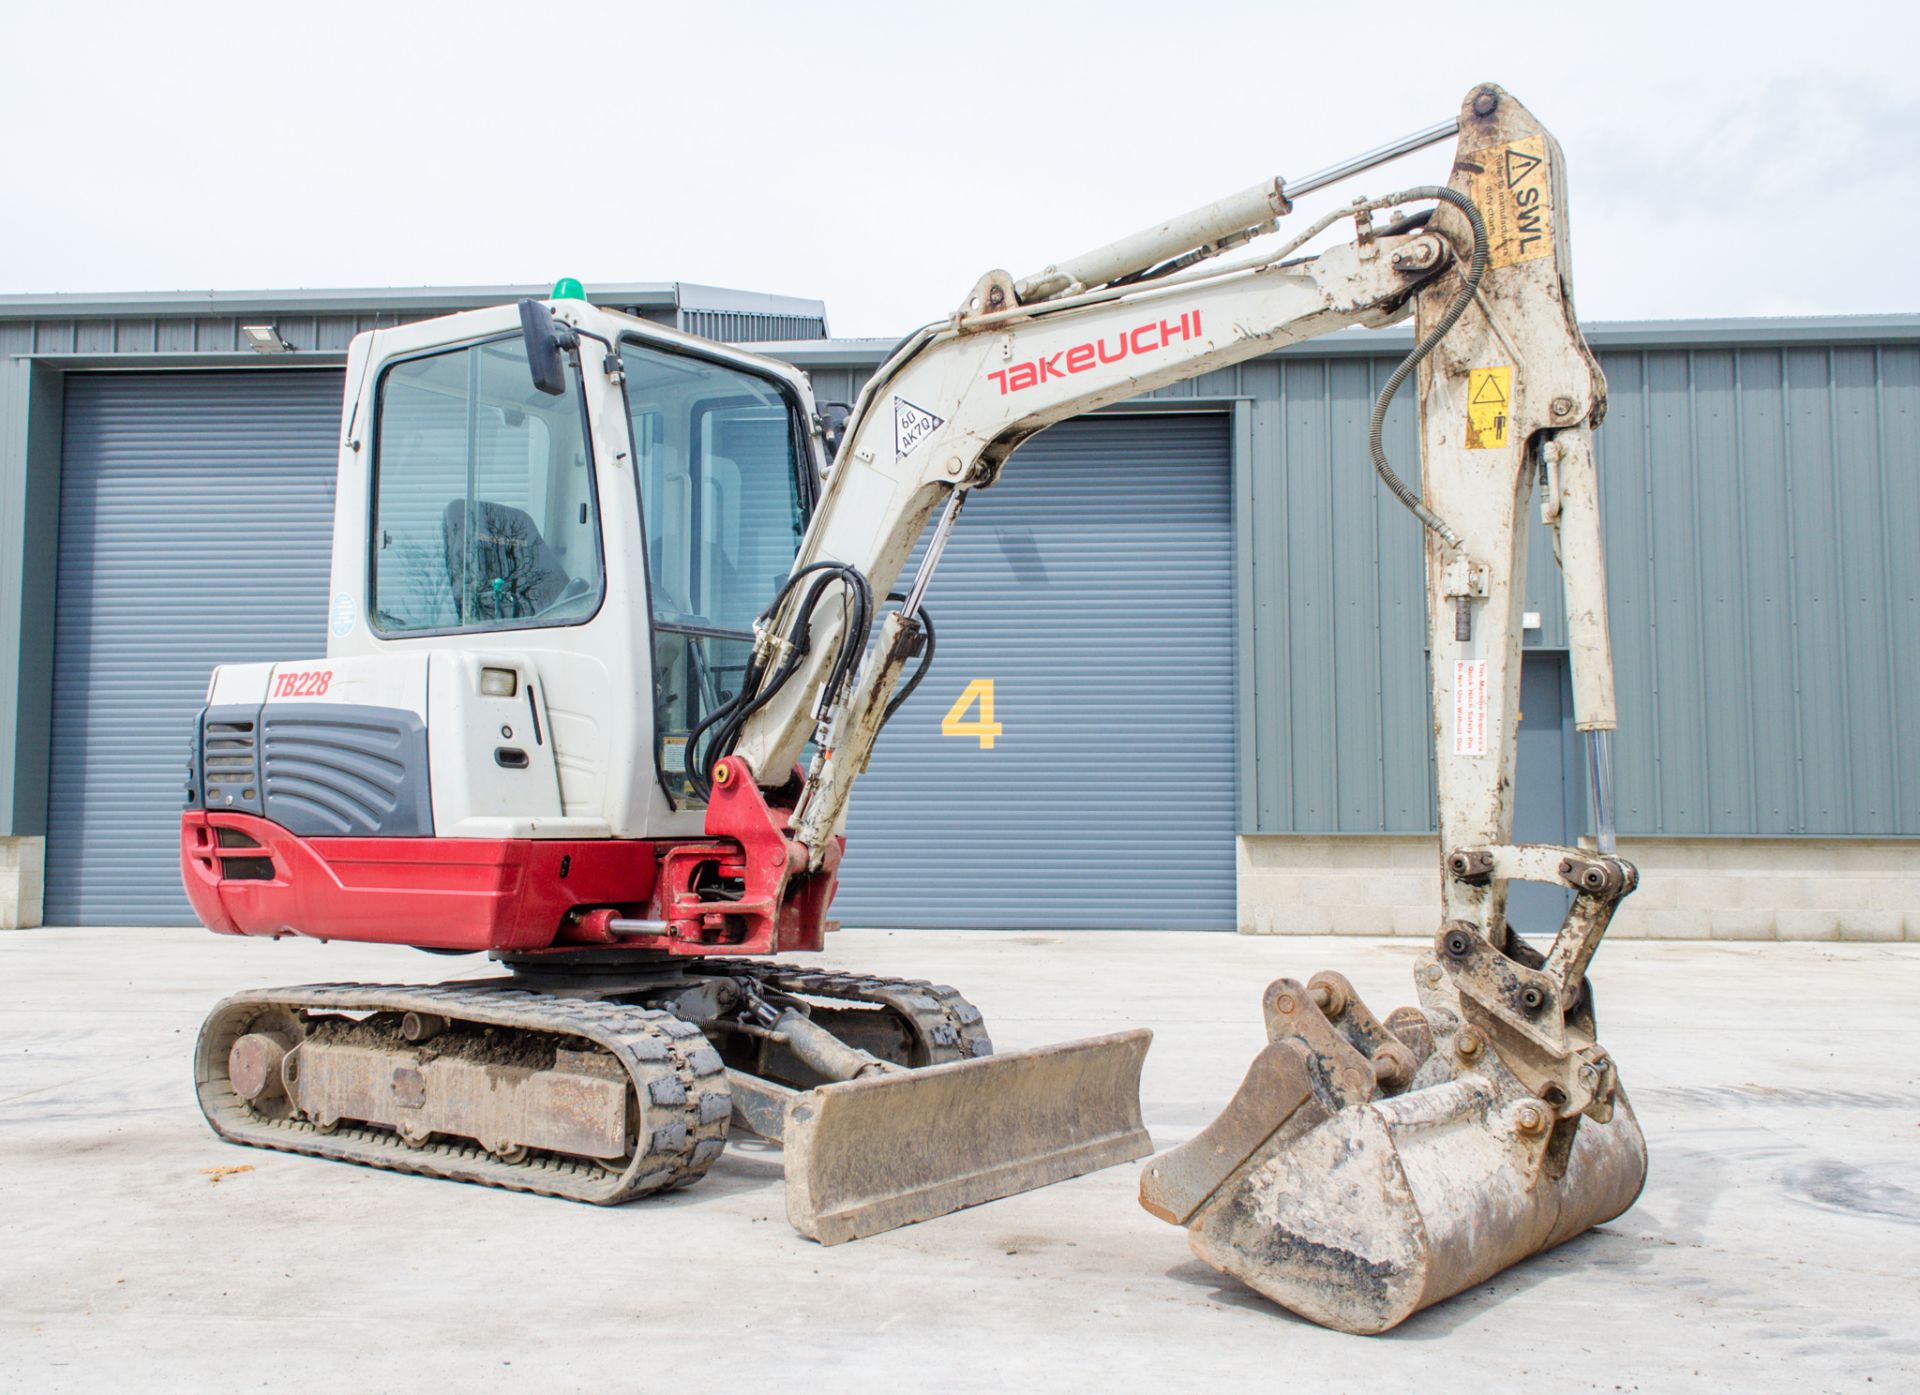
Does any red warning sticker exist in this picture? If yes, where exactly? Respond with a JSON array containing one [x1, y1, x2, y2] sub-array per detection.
[[1454, 659, 1488, 757]]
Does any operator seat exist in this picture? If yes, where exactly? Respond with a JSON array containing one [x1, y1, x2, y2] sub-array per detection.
[[442, 500, 572, 621]]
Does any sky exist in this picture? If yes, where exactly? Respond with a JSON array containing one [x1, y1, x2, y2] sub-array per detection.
[[6, 0, 1918, 337]]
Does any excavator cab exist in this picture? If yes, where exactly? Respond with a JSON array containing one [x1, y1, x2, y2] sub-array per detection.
[[186, 293, 1152, 1245]]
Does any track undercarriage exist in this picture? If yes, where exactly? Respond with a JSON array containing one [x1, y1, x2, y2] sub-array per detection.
[[196, 958, 1150, 1243]]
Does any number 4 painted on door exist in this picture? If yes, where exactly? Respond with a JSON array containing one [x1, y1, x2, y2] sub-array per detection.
[[941, 678, 1002, 750]]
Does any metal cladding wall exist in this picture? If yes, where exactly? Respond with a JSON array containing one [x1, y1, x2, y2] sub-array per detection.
[[0, 290, 818, 363], [1598, 345, 1918, 836], [680, 309, 829, 343], [13, 312, 1916, 931], [1233, 352, 1587, 835], [829, 415, 1237, 930], [1209, 339, 1919, 837], [46, 371, 343, 924], [1238, 354, 1438, 835]]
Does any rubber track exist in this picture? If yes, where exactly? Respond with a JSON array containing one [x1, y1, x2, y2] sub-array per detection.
[[195, 982, 731, 1205], [732, 962, 994, 1063]]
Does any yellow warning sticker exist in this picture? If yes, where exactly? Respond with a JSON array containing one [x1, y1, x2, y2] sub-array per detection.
[[1460, 135, 1554, 269], [1466, 366, 1511, 450]]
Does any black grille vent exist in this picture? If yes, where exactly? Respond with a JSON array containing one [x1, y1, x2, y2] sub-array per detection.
[[262, 706, 431, 837], [200, 705, 264, 813]]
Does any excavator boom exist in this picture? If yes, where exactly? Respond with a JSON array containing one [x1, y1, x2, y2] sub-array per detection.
[[697, 80, 1644, 1329]]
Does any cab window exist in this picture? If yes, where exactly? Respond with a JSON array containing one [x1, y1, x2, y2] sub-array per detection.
[[621, 340, 810, 800], [371, 336, 602, 634]]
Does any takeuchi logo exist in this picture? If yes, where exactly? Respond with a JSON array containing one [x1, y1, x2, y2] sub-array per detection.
[[987, 310, 1203, 395]]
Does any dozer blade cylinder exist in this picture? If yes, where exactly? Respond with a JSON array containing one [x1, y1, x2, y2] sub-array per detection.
[[769, 1006, 898, 1082], [781, 1028, 1153, 1245]]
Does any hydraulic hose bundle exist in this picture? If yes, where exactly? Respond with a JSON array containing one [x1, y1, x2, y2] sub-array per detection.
[[686, 570, 942, 806], [684, 561, 871, 802], [683, 564, 938, 804]]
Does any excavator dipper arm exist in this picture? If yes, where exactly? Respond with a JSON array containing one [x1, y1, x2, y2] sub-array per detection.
[[1134, 84, 1647, 1334]]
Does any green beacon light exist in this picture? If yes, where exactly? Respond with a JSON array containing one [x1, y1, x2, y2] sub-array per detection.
[[550, 277, 587, 302]]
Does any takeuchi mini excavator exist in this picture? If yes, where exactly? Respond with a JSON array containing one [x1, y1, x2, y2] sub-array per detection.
[[183, 82, 1646, 1330]]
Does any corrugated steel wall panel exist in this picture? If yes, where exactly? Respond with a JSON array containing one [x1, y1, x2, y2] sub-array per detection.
[[46, 371, 344, 924], [0, 302, 831, 360], [1221, 342, 1918, 837], [1876, 345, 1920, 833], [679, 310, 829, 343], [1240, 356, 1428, 833], [1592, 346, 1916, 836], [830, 415, 1236, 929]]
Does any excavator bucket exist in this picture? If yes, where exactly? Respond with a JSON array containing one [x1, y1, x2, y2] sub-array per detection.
[[734, 1028, 1153, 1244], [1142, 958, 1646, 1334]]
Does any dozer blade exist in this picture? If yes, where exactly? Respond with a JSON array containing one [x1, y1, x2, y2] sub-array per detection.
[[1142, 971, 1647, 1334], [755, 1027, 1152, 1245]]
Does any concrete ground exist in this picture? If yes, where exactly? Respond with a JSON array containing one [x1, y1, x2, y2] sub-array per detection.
[[3, 928, 1916, 1394]]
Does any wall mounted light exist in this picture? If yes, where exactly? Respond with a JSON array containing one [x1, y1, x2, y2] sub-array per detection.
[[242, 324, 293, 354]]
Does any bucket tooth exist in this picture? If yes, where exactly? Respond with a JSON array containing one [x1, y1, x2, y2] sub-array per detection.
[[1140, 1040, 1320, 1226], [777, 1028, 1153, 1244]]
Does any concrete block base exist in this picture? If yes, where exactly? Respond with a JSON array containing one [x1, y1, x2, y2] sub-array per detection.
[[1238, 834, 1920, 942], [0, 836, 45, 930]]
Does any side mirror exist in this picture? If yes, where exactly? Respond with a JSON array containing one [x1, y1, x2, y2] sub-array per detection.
[[816, 401, 853, 463], [518, 299, 578, 396]]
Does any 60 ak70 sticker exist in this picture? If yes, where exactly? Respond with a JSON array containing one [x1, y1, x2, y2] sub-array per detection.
[[894, 398, 944, 460]]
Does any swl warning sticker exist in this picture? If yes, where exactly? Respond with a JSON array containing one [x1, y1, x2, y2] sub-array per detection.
[[1466, 366, 1511, 450], [1454, 659, 1489, 757], [893, 397, 944, 460], [1460, 135, 1554, 270]]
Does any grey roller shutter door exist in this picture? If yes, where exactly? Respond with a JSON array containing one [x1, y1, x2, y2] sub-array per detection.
[[47, 371, 344, 925], [832, 414, 1236, 930]]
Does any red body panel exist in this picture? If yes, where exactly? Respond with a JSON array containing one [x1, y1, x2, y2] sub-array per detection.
[[180, 758, 840, 956], [182, 812, 663, 952]]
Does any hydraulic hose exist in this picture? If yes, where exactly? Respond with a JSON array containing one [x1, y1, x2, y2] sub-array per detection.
[[1367, 185, 1489, 550], [682, 564, 844, 795], [881, 594, 936, 725], [684, 560, 874, 803]]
